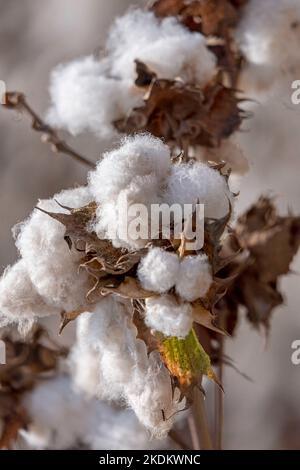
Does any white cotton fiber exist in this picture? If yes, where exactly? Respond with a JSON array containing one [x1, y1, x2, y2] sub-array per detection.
[[176, 254, 212, 302], [88, 134, 171, 204], [94, 173, 162, 250], [74, 298, 183, 437], [236, 0, 300, 80], [164, 162, 232, 220], [107, 10, 216, 86], [138, 247, 180, 293], [47, 55, 141, 139], [21, 375, 168, 450], [15, 186, 92, 312], [0, 260, 59, 335], [89, 134, 172, 250], [125, 352, 185, 438], [145, 295, 193, 338]]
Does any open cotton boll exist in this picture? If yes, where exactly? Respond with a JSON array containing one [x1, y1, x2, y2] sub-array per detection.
[[125, 352, 185, 438], [15, 187, 92, 312], [176, 254, 212, 302], [164, 162, 232, 220], [138, 247, 180, 293], [107, 10, 216, 85], [145, 295, 193, 338], [236, 0, 300, 82], [94, 173, 162, 250], [0, 260, 60, 335], [76, 298, 149, 401], [47, 55, 140, 139], [88, 133, 170, 204]]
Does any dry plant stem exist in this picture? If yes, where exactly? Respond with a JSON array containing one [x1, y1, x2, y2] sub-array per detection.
[[189, 386, 213, 450], [214, 337, 224, 450], [4, 92, 95, 169]]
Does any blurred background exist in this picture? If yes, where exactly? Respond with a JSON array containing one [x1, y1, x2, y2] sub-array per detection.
[[0, 0, 300, 450]]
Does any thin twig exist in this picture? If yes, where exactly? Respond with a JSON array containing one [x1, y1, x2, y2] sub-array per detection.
[[4, 91, 95, 168], [189, 386, 213, 450]]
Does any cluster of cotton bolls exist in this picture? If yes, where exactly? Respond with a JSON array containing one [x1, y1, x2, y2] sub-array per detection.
[[46, 9, 217, 139], [0, 133, 231, 438], [20, 375, 169, 450], [138, 248, 212, 337], [236, 0, 300, 92], [0, 186, 92, 334], [88, 134, 232, 250]]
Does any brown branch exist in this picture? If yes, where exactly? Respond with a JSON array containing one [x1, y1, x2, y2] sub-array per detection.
[[189, 386, 213, 450], [4, 92, 95, 169]]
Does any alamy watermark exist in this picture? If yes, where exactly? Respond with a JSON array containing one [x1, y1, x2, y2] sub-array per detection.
[[0, 80, 6, 105], [0, 340, 5, 365], [104, 194, 205, 250], [291, 340, 300, 365], [291, 80, 300, 105]]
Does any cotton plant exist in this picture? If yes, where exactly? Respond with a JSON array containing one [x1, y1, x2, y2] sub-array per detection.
[[45, 6, 248, 172], [2, 0, 300, 451], [0, 134, 233, 440]]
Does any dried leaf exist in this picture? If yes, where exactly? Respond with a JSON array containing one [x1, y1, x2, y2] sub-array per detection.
[[59, 310, 85, 334], [192, 302, 228, 335], [101, 277, 156, 299], [115, 71, 244, 149]]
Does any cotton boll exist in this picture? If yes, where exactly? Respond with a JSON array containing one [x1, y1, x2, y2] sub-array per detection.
[[47, 55, 141, 139], [138, 248, 180, 293], [95, 173, 162, 250], [107, 10, 216, 85], [125, 352, 185, 438], [176, 254, 212, 302], [236, 0, 300, 85], [75, 298, 148, 401], [145, 295, 193, 338], [88, 133, 171, 204], [16, 186, 92, 312], [164, 162, 232, 220], [0, 260, 59, 335]]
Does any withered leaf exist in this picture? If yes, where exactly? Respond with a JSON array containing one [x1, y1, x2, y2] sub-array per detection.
[[100, 277, 156, 299], [115, 69, 244, 149], [192, 301, 228, 335], [59, 309, 85, 334]]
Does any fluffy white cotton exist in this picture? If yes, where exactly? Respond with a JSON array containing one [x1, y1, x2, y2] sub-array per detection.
[[47, 55, 141, 138], [176, 254, 212, 302], [94, 173, 162, 250], [89, 134, 170, 203], [0, 260, 59, 335], [164, 162, 232, 220], [76, 299, 184, 437], [75, 297, 148, 401], [138, 248, 179, 293], [21, 375, 168, 450], [15, 186, 92, 312], [107, 10, 216, 85], [145, 295, 193, 338], [236, 0, 300, 84], [125, 352, 185, 438], [89, 134, 171, 249]]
